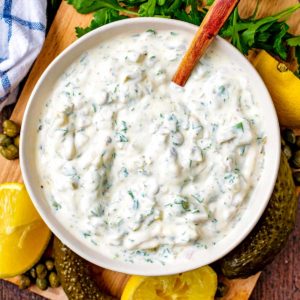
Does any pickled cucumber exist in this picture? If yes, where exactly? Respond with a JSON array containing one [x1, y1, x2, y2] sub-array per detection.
[[53, 237, 117, 300], [219, 153, 297, 278]]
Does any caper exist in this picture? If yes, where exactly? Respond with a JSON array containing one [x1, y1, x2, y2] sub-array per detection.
[[49, 271, 60, 288], [14, 135, 20, 147], [296, 136, 300, 149], [29, 267, 37, 279], [0, 133, 12, 147], [45, 259, 55, 271], [36, 278, 48, 290], [18, 275, 31, 290], [282, 128, 296, 145], [291, 150, 300, 169], [282, 144, 292, 160], [293, 172, 300, 186], [36, 263, 47, 279], [0, 144, 19, 160], [2, 120, 20, 138]]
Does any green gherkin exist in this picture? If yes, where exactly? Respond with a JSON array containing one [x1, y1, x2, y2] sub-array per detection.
[[219, 153, 298, 278], [53, 237, 117, 300]]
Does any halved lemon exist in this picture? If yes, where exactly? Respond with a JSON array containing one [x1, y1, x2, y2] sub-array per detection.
[[121, 266, 217, 300], [250, 50, 300, 128], [0, 183, 51, 278]]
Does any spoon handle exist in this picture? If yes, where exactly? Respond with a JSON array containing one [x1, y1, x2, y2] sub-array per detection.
[[172, 0, 240, 87]]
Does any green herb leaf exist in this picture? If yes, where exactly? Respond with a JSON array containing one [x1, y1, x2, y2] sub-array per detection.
[[128, 190, 139, 209], [157, 0, 166, 6], [121, 0, 147, 6], [234, 122, 244, 132], [67, 0, 300, 70], [206, 0, 214, 5], [68, 0, 120, 14], [68, 0, 139, 15], [76, 8, 128, 37], [287, 36, 300, 47], [138, 0, 157, 17], [52, 200, 62, 211], [154, 0, 181, 16], [273, 23, 289, 60], [91, 205, 104, 217], [230, 8, 246, 53], [240, 4, 300, 49], [174, 0, 205, 25], [221, 3, 300, 57]]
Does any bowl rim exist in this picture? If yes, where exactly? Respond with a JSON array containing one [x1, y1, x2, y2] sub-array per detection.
[[20, 17, 281, 276]]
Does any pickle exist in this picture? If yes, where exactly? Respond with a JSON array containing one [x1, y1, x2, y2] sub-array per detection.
[[53, 237, 117, 300], [219, 153, 297, 278]]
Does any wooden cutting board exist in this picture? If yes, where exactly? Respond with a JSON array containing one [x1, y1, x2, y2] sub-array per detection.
[[1, 0, 300, 299]]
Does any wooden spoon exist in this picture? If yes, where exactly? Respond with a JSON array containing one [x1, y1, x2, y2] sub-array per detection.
[[172, 0, 240, 86]]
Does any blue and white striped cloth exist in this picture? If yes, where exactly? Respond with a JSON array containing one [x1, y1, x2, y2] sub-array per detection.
[[0, 0, 47, 111]]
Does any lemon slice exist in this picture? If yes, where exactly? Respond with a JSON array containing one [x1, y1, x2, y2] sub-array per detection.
[[121, 266, 217, 300], [0, 183, 51, 278], [0, 183, 41, 234], [250, 50, 300, 128]]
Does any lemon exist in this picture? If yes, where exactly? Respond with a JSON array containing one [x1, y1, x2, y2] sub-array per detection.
[[250, 50, 300, 128], [0, 183, 51, 278], [121, 266, 217, 300]]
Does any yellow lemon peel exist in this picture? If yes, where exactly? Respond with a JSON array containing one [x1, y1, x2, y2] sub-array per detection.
[[121, 266, 217, 300], [0, 183, 51, 278], [250, 50, 300, 128]]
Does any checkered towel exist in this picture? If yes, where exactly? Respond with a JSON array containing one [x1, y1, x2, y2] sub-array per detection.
[[0, 0, 47, 112]]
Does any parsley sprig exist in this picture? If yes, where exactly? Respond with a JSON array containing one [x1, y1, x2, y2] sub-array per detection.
[[67, 0, 300, 76]]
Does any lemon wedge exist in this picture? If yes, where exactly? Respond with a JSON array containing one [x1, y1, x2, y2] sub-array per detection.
[[121, 266, 217, 300], [250, 50, 300, 128], [0, 183, 51, 278]]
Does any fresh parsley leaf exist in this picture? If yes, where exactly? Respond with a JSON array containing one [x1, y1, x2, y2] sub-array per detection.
[[67, 0, 115, 14], [121, 0, 147, 6], [273, 23, 289, 60], [68, 0, 138, 15], [177, 11, 203, 25], [241, 3, 300, 49], [221, 3, 300, 58], [76, 8, 128, 37], [154, 0, 181, 16], [255, 31, 271, 43], [138, 0, 157, 17], [231, 8, 246, 53], [174, 0, 205, 25], [157, 0, 166, 5], [67, 0, 300, 71], [287, 36, 300, 47]]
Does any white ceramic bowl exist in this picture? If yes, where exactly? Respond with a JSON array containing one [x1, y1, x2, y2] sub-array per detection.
[[20, 17, 280, 276]]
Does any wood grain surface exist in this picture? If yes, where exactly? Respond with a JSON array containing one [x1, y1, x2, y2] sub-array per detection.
[[1, 0, 300, 299]]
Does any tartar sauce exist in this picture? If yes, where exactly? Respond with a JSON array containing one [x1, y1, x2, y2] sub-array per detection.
[[36, 29, 265, 265]]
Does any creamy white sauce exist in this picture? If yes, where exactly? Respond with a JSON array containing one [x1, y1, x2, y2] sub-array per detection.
[[36, 29, 265, 265]]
